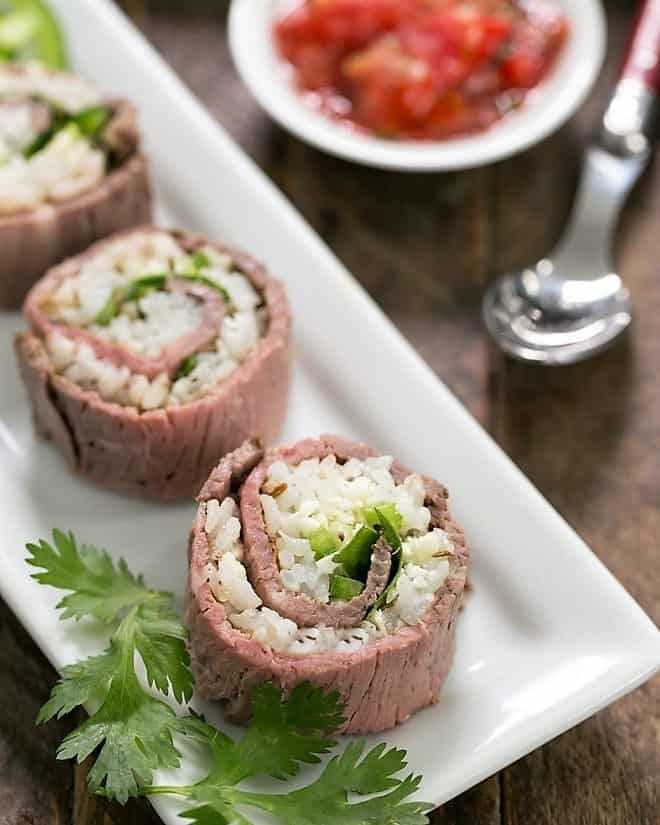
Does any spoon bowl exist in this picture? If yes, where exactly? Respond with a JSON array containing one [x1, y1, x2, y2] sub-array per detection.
[[483, 267, 632, 365]]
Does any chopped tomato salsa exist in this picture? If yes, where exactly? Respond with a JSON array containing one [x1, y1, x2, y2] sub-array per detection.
[[274, 0, 569, 140]]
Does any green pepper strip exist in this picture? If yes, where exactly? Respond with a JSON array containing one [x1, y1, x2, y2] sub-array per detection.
[[329, 574, 364, 602], [174, 354, 199, 380], [334, 525, 378, 581], [23, 111, 67, 158], [366, 508, 403, 619], [93, 267, 231, 327], [24, 104, 112, 159], [191, 250, 211, 269], [364, 503, 403, 533], [74, 105, 112, 138], [178, 271, 231, 304], [94, 274, 167, 327], [309, 527, 337, 559], [0, 0, 67, 69], [373, 506, 402, 552]]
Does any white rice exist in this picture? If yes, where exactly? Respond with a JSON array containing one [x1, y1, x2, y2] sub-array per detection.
[[0, 64, 105, 213], [0, 63, 100, 112], [0, 123, 105, 213], [43, 231, 265, 410], [204, 457, 453, 656]]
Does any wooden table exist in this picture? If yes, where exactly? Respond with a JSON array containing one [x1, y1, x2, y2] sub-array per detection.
[[1, 1, 658, 823]]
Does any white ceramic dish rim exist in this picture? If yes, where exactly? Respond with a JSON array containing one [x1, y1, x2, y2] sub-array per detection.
[[0, 2, 657, 824], [228, 0, 607, 171]]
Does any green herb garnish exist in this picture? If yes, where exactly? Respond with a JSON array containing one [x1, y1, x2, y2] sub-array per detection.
[[174, 354, 199, 380], [29, 530, 431, 823], [180, 735, 429, 825], [329, 574, 364, 601], [28, 530, 192, 803], [94, 273, 168, 326], [309, 527, 337, 559]]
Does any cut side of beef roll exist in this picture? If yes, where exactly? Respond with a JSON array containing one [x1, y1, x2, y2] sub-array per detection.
[[0, 62, 151, 307], [15, 227, 291, 500], [187, 434, 469, 733]]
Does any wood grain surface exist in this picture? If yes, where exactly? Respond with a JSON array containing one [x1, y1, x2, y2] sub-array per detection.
[[1, 1, 658, 824]]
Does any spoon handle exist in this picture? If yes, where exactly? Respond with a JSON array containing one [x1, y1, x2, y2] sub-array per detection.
[[600, 0, 660, 156]]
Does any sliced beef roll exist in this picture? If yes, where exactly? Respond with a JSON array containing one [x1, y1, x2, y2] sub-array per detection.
[[0, 62, 151, 307], [187, 434, 469, 733], [15, 227, 291, 500]]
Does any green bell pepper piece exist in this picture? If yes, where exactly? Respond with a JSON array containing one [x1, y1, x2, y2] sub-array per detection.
[[363, 503, 403, 533], [366, 508, 403, 619], [178, 271, 230, 303], [334, 524, 378, 581], [191, 250, 211, 269], [24, 105, 112, 158], [329, 574, 364, 601], [0, 1, 67, 69], [309, 527, 337, 559], [174, 354, 199, 380], [94, 274, 168, 326]]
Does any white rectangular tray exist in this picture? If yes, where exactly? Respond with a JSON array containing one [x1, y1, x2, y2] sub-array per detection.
[[0, 1, 658, 823]]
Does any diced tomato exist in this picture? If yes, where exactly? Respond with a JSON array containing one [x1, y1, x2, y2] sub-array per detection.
[[500, 50, 546, 88], [398, 10, 512, 90], [273, 0, 569, 140], [275, 0, 415, 58], [343, 35, 437, 134]]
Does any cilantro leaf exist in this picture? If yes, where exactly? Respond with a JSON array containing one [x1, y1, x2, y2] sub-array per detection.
[[241, 740, 430, 825], [181, 682, 343, 787], [181, 803, 252, 825], [185, 739, 430, 825], [28, 530, 193, 704], [236, 682, 342, 780], [133, 601, 192, 703], [36, 646, 120, 723], [26, 530, 149, 623], [31, 530, 194, 802], [57, 630, 183, 804]]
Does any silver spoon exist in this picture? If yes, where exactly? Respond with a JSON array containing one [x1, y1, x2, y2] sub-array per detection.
[[484, 0, 660, 365]]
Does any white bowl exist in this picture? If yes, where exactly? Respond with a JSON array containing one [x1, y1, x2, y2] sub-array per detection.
[[228, 0, 606, 172]]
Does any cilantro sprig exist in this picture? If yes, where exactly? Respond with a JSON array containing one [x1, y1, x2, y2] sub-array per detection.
[[28, 530, 432, 823], [28, 530, 192, 803], [176, 726, 431, 825]]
